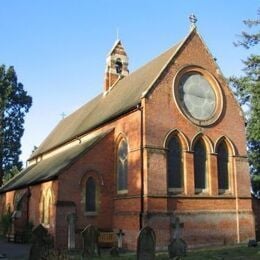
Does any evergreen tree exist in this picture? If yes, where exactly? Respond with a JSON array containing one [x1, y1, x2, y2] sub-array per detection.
[[0, 65, 32, 186], [229, 9, 260, 193]]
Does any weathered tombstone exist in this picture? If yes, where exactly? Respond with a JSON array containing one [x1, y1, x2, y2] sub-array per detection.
[[168, 216, 187, 259], [137, 226, 156, 260], [66, 213, 76, 250], [81, 224, 100, 258], [248, 239, 258, 247], [29, 224, 54, 260], [116, 229, 125, 252], [110, 246, 120, 257]]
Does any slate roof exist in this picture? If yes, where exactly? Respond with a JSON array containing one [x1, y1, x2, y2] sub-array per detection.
[[30, 34, 189, 159], [0, 29, 197, 193], [0, 130, 110, 193]]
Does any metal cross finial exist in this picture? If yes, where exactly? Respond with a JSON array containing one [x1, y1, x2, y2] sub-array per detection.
[[61, 112, 66, 119], [189, 13, 197, 28]]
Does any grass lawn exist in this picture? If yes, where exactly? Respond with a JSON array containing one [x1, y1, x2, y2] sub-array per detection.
[[1, 241, 259, 259], [67, 245, 260, 259]]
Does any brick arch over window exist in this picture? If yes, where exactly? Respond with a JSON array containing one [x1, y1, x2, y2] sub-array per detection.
[[191, 135, 211, 194], [13, 190, 27, 211], [79, 171, 100, 215], [191, 133, 214, 153], [214, 136, 237, 156], [164, 129, 189, 151], [116, 137, 128, 193], [165, 130, 188, 194]]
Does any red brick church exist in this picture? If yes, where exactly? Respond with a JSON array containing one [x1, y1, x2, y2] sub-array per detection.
[[0, 20, 255, 250]]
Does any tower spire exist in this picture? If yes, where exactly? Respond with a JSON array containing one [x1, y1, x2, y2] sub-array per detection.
[[104, 40, 129, 92]]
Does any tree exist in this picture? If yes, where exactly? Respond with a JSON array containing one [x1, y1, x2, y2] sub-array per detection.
[[229, 9, 260, 193], [0, 65, 32, 186]]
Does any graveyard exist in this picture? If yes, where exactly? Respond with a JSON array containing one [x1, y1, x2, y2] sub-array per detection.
[[0, 223, 259, 259], [0, 237, 259, 259]]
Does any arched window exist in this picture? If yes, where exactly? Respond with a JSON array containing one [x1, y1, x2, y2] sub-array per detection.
[[194, 139, 207, 193], [167, 135, 183, 193], [217, 141, 229, 193], [85, 177, 96, 212], [117, 139, 128, 192], [40, 188, 52, 225]]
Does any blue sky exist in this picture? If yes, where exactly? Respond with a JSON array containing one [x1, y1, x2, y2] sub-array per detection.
[[0, 1, 259, 164]]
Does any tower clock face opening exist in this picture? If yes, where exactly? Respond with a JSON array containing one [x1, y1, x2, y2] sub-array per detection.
[[174, 67, 223, 126]]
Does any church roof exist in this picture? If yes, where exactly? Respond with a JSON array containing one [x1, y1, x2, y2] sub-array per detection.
[[0, 130, 110, 193], [30, 29, 196, 160]]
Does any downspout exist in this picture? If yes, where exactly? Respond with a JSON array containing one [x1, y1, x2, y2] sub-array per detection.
[[137, 104, 144, 230], [233, 157, 240, 243]]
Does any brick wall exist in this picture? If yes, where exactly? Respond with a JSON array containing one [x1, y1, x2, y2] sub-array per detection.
[[141, 31, 254, 249], [55, 110, 142, 249], [252, 196, 260, 241]]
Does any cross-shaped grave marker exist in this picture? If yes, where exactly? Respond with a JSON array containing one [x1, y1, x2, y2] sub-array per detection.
[[116, 229, 125, 250], [168, 215, 187, 259], [170, 216, 184, 240]]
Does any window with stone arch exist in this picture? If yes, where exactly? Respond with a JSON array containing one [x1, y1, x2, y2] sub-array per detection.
[[194, 138, 208, 194], [117, 138, 128, 193], [217, 140, 230, 194], [167, 134, 184, 193], [40, 188, 53, 226], [85, 177, 97, 212]]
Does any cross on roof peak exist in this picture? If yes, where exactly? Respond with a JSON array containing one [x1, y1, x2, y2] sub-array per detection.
[[189, 14, 198, 29]]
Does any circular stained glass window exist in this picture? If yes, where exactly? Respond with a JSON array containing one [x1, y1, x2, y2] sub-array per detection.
[[178, 73, 216, 121]]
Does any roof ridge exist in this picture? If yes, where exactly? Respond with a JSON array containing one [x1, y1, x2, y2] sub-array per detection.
[[29, 32, 191, 160], [142, 27, 197, 97]]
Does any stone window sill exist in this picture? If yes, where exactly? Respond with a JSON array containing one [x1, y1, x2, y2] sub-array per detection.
[[195, 188, 209, 195], [117, 189, 128, 195], [218, 190, 232, 196], [84, 212, 98, 217], [168, 188, 184, 195]]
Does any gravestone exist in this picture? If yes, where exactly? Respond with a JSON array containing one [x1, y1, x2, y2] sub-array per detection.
[[66, 213, 76, 250], [81, 224, 100, 258], [29, 224, 53, 260], [168, 216, 187, 259], [248, 239, 258, 247], [116, 229, 125, 252], [110, 246, 120, 257], [137, 226, 156, 260]]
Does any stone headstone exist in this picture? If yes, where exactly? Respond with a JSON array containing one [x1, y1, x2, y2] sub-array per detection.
[[29, 224, 53, 260], [66, 213, 76, 250], [137, 226, 156, 260], [81, 224, 100, 257], [110, 246, 120, 257], [248, 239, 258, 247], [168, 216, 187, 259], [116, 229, 125, 252]]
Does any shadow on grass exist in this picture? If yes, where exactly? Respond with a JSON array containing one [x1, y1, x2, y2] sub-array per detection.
[[2, 243, 260, 259], [44, 245, 260, 260]]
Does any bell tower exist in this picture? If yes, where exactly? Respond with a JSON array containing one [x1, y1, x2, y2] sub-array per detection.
[[104, 40, 129, 92]]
